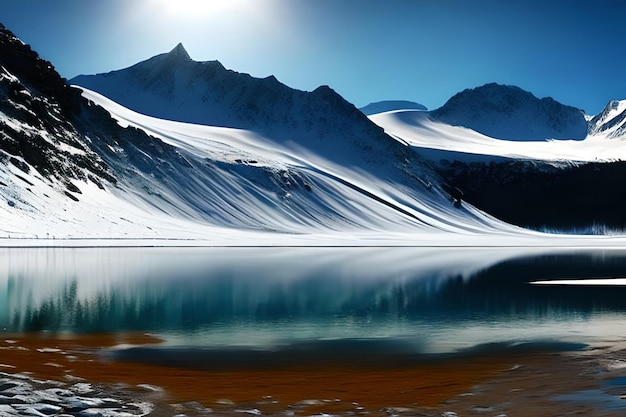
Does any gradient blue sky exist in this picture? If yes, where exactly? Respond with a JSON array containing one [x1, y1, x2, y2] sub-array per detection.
[[1, 0, 624, 114]]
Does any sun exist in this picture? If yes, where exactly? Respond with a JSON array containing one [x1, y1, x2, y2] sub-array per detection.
[[154, 0, 246, 18]]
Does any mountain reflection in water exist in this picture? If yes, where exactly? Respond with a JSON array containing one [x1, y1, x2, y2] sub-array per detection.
[[3, 247, 626, 356]]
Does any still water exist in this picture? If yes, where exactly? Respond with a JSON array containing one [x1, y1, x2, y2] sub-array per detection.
[[3, 246, 626, 359]]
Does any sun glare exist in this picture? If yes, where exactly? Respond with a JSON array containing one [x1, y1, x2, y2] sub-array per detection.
[[155, 0, 246, 18]]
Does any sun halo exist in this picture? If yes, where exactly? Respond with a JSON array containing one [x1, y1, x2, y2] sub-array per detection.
[[155, 0, 246, 18]]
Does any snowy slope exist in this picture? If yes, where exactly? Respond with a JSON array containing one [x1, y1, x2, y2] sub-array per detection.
[[370, 109, 626, 163], [366, 84, 626, 163], [79, 88, 524, 236], [74, 89, 626, 245]]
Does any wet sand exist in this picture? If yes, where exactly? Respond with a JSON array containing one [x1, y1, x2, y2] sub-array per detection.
[[1, 333, 626, 416]]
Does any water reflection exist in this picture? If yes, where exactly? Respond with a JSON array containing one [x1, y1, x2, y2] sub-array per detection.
[[3, 247, 626, 354]]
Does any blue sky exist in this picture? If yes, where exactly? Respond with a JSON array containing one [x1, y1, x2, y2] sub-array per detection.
[[1, 0, 625, 114]]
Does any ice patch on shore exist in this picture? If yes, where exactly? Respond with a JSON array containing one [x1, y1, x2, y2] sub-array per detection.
[[0, 372, 154, 417]]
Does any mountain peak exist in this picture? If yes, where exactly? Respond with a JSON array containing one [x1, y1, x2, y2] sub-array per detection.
[[168, 43, 191, 61]]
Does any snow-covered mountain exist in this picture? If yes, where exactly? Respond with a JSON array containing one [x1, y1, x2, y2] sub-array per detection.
[[2, 28, 542, 245], [367, 85, 626, 231], [71, 44, 420, 173], [72, 44, 375, 138], [359, 100, 427, 116], [369, 84, 626, 163], [429, 83, 588, 141]]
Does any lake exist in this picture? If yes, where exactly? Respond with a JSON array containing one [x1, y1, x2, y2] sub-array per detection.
[[3, 246, 626, 416]]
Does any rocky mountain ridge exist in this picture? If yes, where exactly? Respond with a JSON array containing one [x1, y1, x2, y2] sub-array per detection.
[[588, 99, 626, 139], [0, 23, 115, 198]]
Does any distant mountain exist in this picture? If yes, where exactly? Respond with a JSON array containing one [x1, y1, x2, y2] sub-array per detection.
[[430, 83, 588, 141], [2, 31, 515, 241], [359, 100, 427, 116]]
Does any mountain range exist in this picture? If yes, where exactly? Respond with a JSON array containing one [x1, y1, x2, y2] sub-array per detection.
[[2, 27, 528, 244], [368, 88, 626, 231], [1, 23, 625, 243], [70, 50, 595, 143]]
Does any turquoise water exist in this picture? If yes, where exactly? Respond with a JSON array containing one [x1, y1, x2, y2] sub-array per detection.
[[3, 247, 626, 364]]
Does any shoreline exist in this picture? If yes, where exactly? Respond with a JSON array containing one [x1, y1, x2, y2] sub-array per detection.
[[2, 333, 626, 415], [3, 234, 626, 249]]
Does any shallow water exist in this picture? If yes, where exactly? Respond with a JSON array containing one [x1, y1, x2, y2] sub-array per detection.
[[4, 246, 626, 414]]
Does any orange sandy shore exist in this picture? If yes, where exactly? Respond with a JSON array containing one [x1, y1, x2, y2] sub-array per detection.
[[0, 333, 622, 416]]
